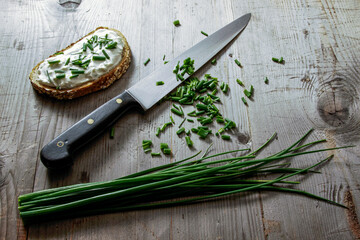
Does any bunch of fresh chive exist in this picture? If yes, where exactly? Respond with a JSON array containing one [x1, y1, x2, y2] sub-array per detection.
[[18, 129, 349, 225], [173, 57, 195, 81]]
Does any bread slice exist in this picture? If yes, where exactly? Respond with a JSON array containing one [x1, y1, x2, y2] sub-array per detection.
[[29, 27, 131, 100]]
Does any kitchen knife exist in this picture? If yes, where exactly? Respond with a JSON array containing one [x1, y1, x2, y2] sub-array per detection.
[[41, 13, 251, 169]]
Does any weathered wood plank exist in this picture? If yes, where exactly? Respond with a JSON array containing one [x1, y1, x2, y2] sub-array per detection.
[[0, 0, 359, 239]]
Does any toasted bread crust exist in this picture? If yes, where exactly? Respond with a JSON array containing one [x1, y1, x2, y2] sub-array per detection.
[[29, 27, 131, 99]]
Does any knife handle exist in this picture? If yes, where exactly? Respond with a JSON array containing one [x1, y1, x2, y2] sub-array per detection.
[[40, 90, 142, 169]]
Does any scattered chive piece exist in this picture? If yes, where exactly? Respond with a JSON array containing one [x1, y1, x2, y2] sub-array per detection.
[[179, 118, 187, 128], [93, 56, 106, 61], [163, 148, 171, 155], [102, 49, 110, 59], [54, 51, 64, 55], [265, 77, 269, 84], [71, 70, 85, 74], [241, 97, 247, 105], [142, 140, 152, 153], [249, 85, 254, 95], [211, 59, 216, 65], [55, 74, 65, 79], [105, 41, 117, 49], [170, 116, 175, 124], [272, 57, 284, 64], [173, 20, 180, 26], [151, 152, 161, 157], [201, 31, 208, 36], [65, 58, 70, 66], [54, 70, 65, 73], [70, 75, 79, 79], [221, 135, 231, 140], [185, 136, 193, 147], [176, 127, 186, 135], [171, 108, 184, 117], [235, 59, 242, 67], [244, 89, 252, 98], [163, 55, 166, 60], [160, 122, 172, 132], [110, 127, 115, 139], [160, 143, 168, 150], [236, 79, 244, 86], [48, 60, 60, 64], [144, 58, 150, 66], [155, 127, 161, 137], [156, 81, 164, 86], [187, 119, 194, 123], [164, 61, 169, 64]]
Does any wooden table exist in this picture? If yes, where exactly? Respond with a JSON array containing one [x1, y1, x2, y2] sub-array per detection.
[[1, 0, 359, 239]]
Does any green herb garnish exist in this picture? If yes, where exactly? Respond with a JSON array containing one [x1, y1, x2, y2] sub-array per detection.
[[156, 81, 164, 86], [201, 31, 208, 36], [235, 59, 242, 67], [93, 56, 106, 61], [173, 20, 180, 26], [48, 60, 60, 64], [102, 49, 110, 59], [144, 58, 150, 66]]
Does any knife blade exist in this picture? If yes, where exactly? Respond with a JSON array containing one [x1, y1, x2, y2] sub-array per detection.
[[40, 13, 251, 169]]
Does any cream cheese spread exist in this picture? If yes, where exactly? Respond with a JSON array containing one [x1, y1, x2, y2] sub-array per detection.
[[37, 29, 124, 89]]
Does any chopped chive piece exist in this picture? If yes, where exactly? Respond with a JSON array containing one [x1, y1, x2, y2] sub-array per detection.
[[235, 59, 242, 67], [54, 70, 65, 73], [272, 57, 284, 64], [179, 118, 187, 128], [187, 119, 194, 123], [160, 143, 168, 150], [236, 79, 243, 86], [156, 127, 161, 137], [173, 20, 180, 26], [144, 58, 151, 66], [142, 140, 152, 153], [151, 152, 161, 157], [71, 70, 85, 74], [70, 74, 79, 79], [176, 127, 186, 135], [171, 108, 184, 117], [249, 85, 254, 95], [160, 122, 172, 132], [185, 136, 193, 147], [221, 135, 231, 140], [110, 127, 115, 139], [211, 58, 216, 65], [221, 83, 229, 93], [201, 31, 208, 36], [170, 116, 175, 124], [65, 58, 70, 66], [93, 56, 106, 61], [241, 97, 247, 105], [163, 55, 166, 60], [102, 49, 110, 59], [55, 74, 65, 79], [177, 74, 184, 81], [54, 51, 64, 55], [163, 148, 171, 155], [48, 60, 60, 64], [265, 77, 269, 84], [173, 61, 180, 74], [244, 89, 252, 98], [164, 61, 169, 64], [105, 41, 117, 49], [156, 81, 164, 86]]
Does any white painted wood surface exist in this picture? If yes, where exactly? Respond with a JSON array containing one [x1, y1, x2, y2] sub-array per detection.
[[1, 0, 359, 239]]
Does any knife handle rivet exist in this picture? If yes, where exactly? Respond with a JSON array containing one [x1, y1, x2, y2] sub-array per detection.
[[57, 141, 64, 147], [116, 98, 122, 104], [87, 118, 94, 124]]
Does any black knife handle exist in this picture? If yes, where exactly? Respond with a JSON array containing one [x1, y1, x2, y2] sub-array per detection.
[[40, 91, 142, 169]]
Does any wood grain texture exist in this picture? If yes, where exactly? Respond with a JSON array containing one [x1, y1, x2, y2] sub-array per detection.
[[0, 0, 359, 239]]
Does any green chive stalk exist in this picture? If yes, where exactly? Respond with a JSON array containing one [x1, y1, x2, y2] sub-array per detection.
[[18, 130, 351, 225]]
